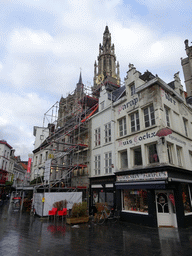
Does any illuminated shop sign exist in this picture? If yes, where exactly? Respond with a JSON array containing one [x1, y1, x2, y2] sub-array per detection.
[[117, 171, 168, 182]]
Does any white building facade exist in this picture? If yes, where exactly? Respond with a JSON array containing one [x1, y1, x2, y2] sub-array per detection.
[[113, 64, 192, 228], [0, 140, 14, 185], [90, 85, 117, 208]]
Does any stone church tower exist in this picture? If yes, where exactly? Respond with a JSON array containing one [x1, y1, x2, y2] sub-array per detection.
[[181, 39, 192, 103], [93, 26, 120, 90], [57, 72, 85, 128]]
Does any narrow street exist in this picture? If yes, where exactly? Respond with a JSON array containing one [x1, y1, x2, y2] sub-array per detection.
[[1, 203, 192, 256]]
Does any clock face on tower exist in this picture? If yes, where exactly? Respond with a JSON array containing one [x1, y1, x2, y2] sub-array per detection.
[[96, 74, 104, 84]]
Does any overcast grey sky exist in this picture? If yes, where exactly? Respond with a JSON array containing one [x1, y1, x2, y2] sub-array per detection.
[[0, 0, 191, 160]]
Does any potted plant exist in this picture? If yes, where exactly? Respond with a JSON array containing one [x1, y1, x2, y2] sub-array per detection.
[[66, 202, 89, 224]]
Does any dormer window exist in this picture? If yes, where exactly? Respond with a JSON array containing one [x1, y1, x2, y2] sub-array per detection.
[[130, 84, 135, 96]]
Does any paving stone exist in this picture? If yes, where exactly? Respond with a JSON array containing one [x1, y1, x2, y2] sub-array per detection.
[[1, 203, 192, 255]]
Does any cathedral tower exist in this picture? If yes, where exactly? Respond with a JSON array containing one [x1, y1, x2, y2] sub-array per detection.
[[93, 26, 120, 90]]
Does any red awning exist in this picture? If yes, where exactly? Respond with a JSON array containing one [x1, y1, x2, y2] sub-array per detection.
[[156, 127, 172, 137]]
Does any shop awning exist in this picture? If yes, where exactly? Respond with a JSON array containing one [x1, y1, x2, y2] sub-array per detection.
[[115, 180, 166, 190]]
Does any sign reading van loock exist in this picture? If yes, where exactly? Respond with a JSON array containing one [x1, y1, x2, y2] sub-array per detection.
[[116, 171, 168, 182]]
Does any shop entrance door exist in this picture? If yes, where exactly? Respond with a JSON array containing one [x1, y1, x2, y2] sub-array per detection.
[[155, 190, 177, 228]]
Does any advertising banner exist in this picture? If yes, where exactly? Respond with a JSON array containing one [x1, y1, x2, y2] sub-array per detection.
[[33, 192, 82, 216], [27, 158, 32, 173]]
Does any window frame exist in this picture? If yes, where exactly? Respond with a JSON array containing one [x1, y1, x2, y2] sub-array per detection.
[[189, 151, 192, 167], [94, 155, 101, 175], [176, 146, 182, 167], [119, 117, 127, 137], [147, 143, 159, 164], [104, 122, 111, 144], [94, 127, 101, 147], [130, 84, 135, 96], [165, 106, 170, 127], [133, 146, 142, 166], [120, 150, 128, 170], [167, 143, 173, 164], [183, 118, 188, 137], [143, 105, 155, 128], [130, 111, 140, 133], [104, 152, 112, 174]]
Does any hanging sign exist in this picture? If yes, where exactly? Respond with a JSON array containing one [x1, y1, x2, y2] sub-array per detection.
[[27, 158, 32, 173]]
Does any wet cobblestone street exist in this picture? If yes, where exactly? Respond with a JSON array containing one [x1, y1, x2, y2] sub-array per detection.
[[1, 203, 192, 256]]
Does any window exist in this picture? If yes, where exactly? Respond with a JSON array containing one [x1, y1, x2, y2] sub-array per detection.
[[45, 151, 48, 161], [130, 111, 140, 132], [104, 152, 112, 174], [104, 123, 111, 143], [100, 101, 104, 110], [173, 112, 180, 132], [148, 144, 159, 163], [94, 155, 100, 175], [176, 146, 182, 166], [181, 184, 192, 215], [39, 154, 42, 164], [130, 84, 135, 96], [94, 128, 101, 147], [120, 151, 128, 169], [119, 117, 127, 137], [183, 118, 188, 137], [40, 135, 44, 141], [189, 151, 192, 167], [165, 106, 170, 127], [144, 105, 155, 128], [35, 156, 38, 166], [122, 189, 148, 213], [167, 143, 173, 164], [133, 147, 142, 166]]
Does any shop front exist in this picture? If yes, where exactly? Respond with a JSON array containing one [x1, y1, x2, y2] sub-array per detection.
[[115, 166, 192, 228], [89, 175, 116, 212]]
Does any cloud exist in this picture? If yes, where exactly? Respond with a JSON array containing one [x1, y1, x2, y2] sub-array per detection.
[[0, 92, 52, 159], [0, 0, 188, 160], [136, 0, 185, 11]]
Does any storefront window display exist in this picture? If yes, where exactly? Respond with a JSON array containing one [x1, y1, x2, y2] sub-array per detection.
[[99, 192, 105, 203], [181, 184, 192, 215], [93, 191, 99, 205], [122, 189, 148, 213], [106, 192, 113, 207]]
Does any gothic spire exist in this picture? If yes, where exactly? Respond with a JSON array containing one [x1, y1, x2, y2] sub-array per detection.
[[93, 26, 120, 89], [76, 71, 84, 94]]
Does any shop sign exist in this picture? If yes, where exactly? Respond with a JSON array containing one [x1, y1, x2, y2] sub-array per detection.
[[117, 171, 168, 182], [161, 88, 176, 105], [168, 135, 186, 145], [118, 97, 139, 114], [118, 131, 156, 147]]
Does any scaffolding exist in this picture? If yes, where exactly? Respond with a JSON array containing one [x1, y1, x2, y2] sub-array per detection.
[[33, 84, 99, 201]]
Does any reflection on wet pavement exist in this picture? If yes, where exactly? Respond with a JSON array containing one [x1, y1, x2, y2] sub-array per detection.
[[1, 203, 192, 255]]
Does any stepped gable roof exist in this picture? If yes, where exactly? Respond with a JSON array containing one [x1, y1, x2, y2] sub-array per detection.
[[139, 70, 155, 82]]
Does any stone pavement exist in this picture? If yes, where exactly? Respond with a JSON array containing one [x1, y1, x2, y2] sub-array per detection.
[[1, 203, 192, 256]]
